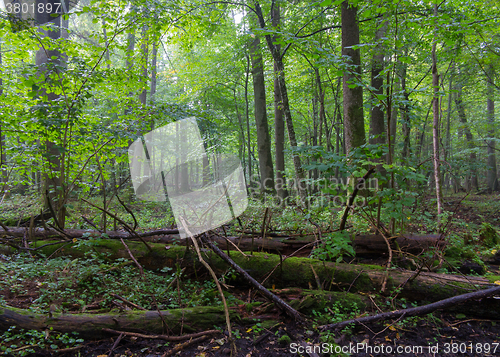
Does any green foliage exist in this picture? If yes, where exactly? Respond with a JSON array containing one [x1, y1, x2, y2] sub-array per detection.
[[0, 253, 223, 314], [0, 327, 83, 356], [312, 231, 355, 263]]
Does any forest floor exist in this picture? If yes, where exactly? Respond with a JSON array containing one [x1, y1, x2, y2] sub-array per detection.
[[1, 192, 500, 356]]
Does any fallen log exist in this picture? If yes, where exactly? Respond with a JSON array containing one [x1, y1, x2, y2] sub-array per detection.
[[0, 227, 179, 239], [1, 239, 499, 319], [0, 226, 446, 256], [353, 234, 446, 255], [0, 305, 234, 338]]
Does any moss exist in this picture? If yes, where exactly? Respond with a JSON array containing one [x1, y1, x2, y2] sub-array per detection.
[[486, 275, 500, 284], [278, 335, 291, 345], [479, 224, 500, 248]]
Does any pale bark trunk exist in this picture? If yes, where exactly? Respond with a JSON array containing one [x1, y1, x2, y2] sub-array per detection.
[[431, 3, 443, 214]]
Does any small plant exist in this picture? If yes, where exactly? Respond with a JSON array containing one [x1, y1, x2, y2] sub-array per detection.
[[312, 231, 356, 262]]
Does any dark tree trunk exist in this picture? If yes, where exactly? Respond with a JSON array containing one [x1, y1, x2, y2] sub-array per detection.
[[254, 2, 307, 204], [486, 65, 498, 191], [369, 19, 387, 146], [341, 1, 366, 153], [454, 80, 478, 191], [272, 3, 287, 202], [249, 36, 275, 193]]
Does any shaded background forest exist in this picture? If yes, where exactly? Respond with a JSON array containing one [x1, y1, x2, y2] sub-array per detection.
[[0, 0, 499, 231]]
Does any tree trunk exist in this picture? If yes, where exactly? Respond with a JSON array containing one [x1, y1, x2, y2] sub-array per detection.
[[0, 39, 7, 190], [455, 80, 478, 191], [272, 3, 287, 203], [138, 24, 148, 106], [431, 3, 443, 214], [150, 39, 158, 107], [400, 62, 411, 162], [369, 19, 387, 146], [341, 1, 366, 153], [36, 15, 66, 228], [486, 64, 498, 191], [249, 36, 275, 193], [254, 2, 307, 204]]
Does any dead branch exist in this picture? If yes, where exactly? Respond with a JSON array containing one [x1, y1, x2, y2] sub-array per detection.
[[320, 285, 500, 331], [102, 328, 219, 341], [201, 235, 305, 322]]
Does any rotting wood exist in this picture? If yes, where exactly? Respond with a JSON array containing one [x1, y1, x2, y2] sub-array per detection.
[[1, 241, 498, 318], [0, 305, 235, 338], [0, 227, 446, 255]]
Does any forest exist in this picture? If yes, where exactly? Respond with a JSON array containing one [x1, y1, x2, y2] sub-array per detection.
[[0, 0, 500, 356]]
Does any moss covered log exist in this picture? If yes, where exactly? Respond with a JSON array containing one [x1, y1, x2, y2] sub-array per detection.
[[0, 305, 233, 338], [1, 239, 498, 315]]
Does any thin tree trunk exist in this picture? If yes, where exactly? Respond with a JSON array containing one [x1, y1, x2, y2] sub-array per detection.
[[341, 1, 366, 153], [455, 80, 478, 190], [272, 3, 287, 202], [400, 63, 411, 162], [431, 3, 443, 214], [0, 39, 7, 189], [254, 2, 307, 204], [369, 19, 387, 146], [486, 64, 498, 191], [150, 40, 158, 107], [249, 36, 275, 193], [138, 24, 148, 106]]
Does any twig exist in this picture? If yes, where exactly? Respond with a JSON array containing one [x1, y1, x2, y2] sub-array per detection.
[[178, 217, 235, 351], [116, 194, 138, 231], [107, 333, 123, 357], [339, 167, 376, 231], [81, 216, 102, 232], [103, 328, 219, 341], [320, 285, 500, 331], [119, 237, 144, 277], [111, 293, 147, 310], [162, 335, 211, 357], [82, 198, 152, 252]]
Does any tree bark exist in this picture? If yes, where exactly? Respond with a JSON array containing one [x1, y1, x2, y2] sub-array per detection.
[[254, 2, 307, 204], [272, 3, 287, 203], [369, 19, 387, 146], [341, 1, 366, 154], [486, 64, 498, 191], [431, 3, 443, 214], [36, 15, 67, 228], [454, 80, 478, 190], [249, 35, 275, 193], [0, 305, 230, 338]]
